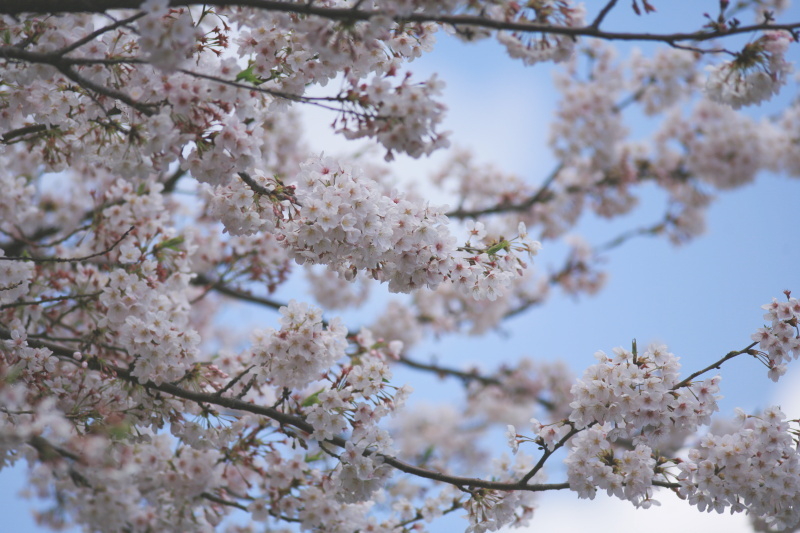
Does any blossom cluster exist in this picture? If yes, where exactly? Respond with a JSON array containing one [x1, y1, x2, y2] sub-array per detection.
[[494, 1, 587, 66], [705, 31, 794, 109], [368, 300, 423, 349], [461, 453, 542, 533], [0, 329, 67, 455], [751, 293, 800, 381], [677, 407, 800, 530], [629, 47, 700, 115], [568, 344, 721, 448], [304, 328, 410, 503], [656, 99, 763, 190], [249, 300, 348, 390], [281, 156, 456, 292], [91, 180, 201, 385], [137, 0, 199, 71], [204, 173, 290, 236], [565, 424, 658, 507], [0, 252, 34, 306], [0, 172, 37, 228], [53, 434, 224, 532], [105, 262, 200, 386], [281, 156, 538, 299], [550, 41, 628, 171], [337, 74, 451, 161]]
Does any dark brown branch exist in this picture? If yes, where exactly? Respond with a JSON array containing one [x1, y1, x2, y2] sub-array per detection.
[[519, 424, 583, 485], [398, 356, 556, 411], [180, 68, 350, 113], [399, 356, 502, 387], [396, 499, 464, 529], [0, 226, 134, 263], [0, 46, 156, 116], [2, 1, 798, 47], [595, 219, 667, 253], [446, 164, 562, 219], [672, 342, 759, 389], [200, 491, 301, 522], [590, 0, 619, 29], [27, 435, 92, 487], [215, 365, 255, 397], [162, 168, 186, 193], [200, 492, 249, 512], [192, 274, 284, 311], [57, 12, 145, 56], [237, 171, 276, 197], [28, 435, 83, 463], [1, 123, 58, 143], [0, 326, 567, 493], [0, 291, 103, 310], [653, 479, 681, 489]]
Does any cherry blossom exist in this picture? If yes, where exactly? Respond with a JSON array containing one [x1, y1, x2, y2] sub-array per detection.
[[0, 1, 799, 531]]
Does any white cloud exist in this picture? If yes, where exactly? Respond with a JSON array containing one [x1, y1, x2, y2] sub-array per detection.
[[771, 362, 800, 415], [514, 490, 751, 533]]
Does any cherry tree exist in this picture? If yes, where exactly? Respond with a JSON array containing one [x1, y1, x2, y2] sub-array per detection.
[[1, 0, 800, 531]]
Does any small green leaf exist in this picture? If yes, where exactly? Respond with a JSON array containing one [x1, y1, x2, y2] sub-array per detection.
[[235, 65, 264, 85], [421, 445, 435, 463], [486, 239, 510, 256], [107, 421, 132, 440], [301, 388, 325, 407], [305, 451, 323, 463], [158, 235, 185, 251]]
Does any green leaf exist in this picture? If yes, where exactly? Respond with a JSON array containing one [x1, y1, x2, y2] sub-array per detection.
[[301, 388, 325, 407], [421, 445, 435, 463], [486, 239, 510, 256], [158, 235, 185, 251], [235, 65, 265, 85], [304, 451, 323, 463]]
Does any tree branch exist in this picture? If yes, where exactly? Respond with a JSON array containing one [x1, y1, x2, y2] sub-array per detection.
[[446, 164, 562, 220], [590, 0, 619, 29], [192, 274, 285, 311], [57, 12, 145, 56], [0, 226, 134, 263], [2, 1, 798, 46], [0, 46, 156, 116], [0, 325, 569, 493], [0, 291, 103, 310], [672, 341, 758, 389], [398, 356, 556, 410]]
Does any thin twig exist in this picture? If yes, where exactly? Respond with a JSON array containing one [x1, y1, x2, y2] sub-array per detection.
[[200, 492, 249, 512], [57, 12, 145, 56], [179, 68, 354, 114], [519, 424, 584, 485], [590, 0, 619, 29], [215, 365, 255, 397], [0, 226, 134, 263], [192, 274, 284, 311], [672, 342, 758, 389], [446, 164, 562, 219], [398, 356, 556, 410], [0, 291, 103, 310]]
